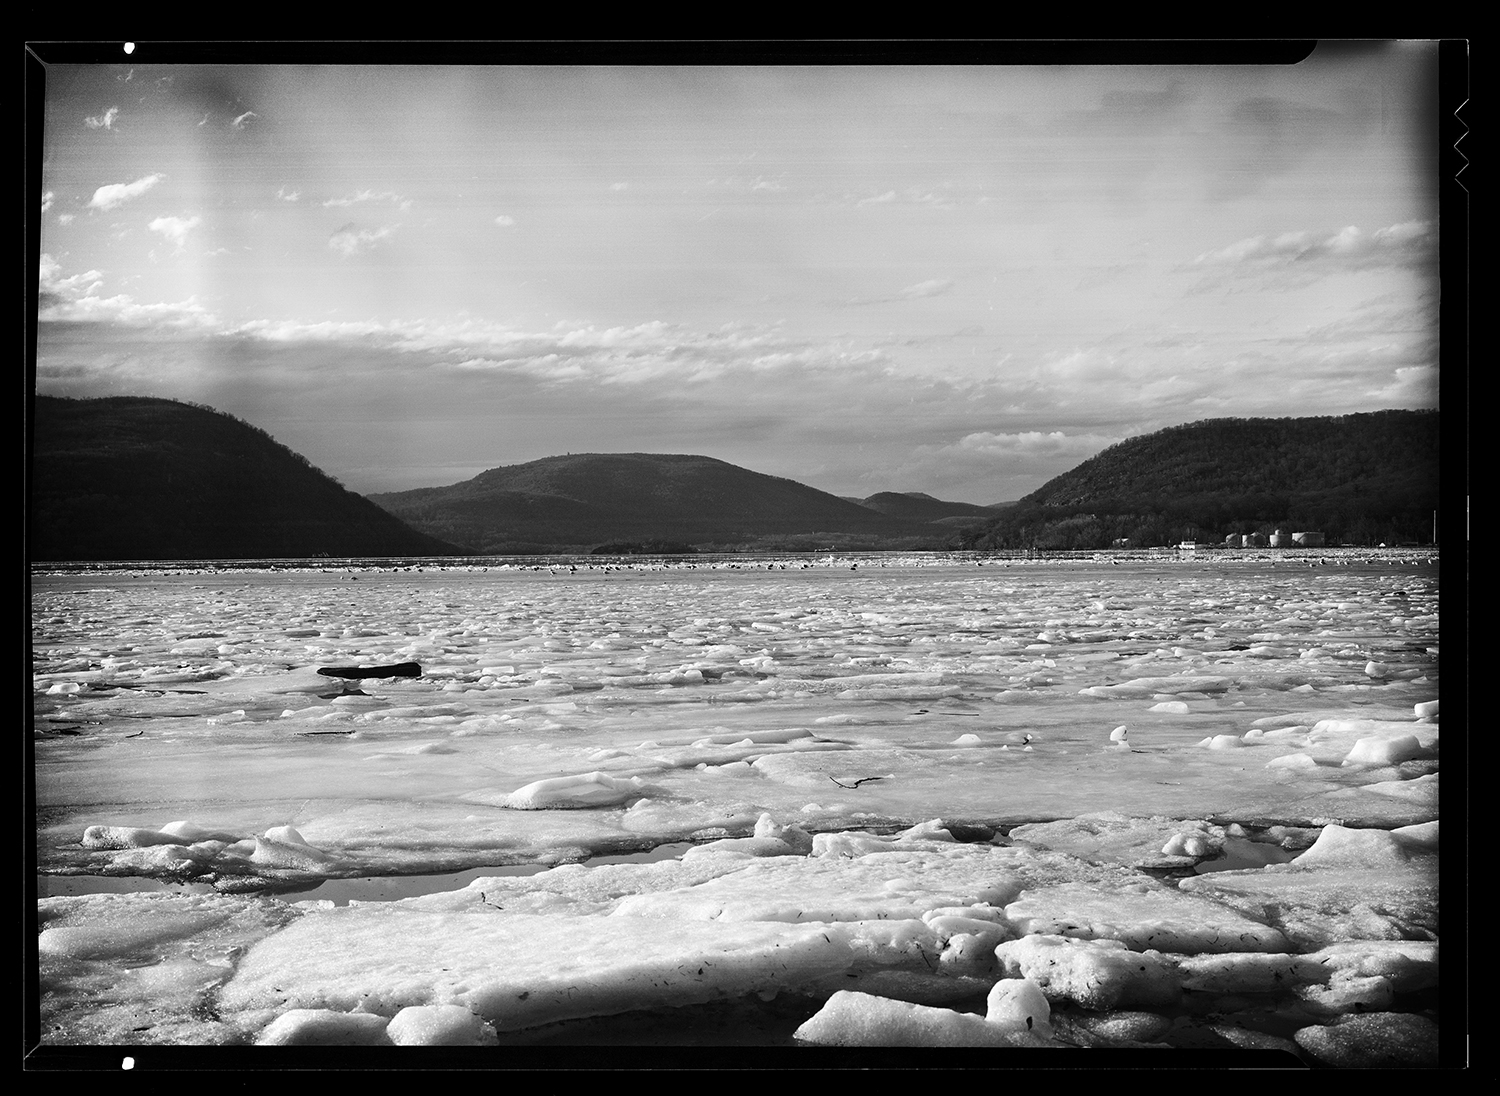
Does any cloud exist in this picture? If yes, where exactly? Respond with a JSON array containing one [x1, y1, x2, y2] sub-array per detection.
[[328, 223, 395, 256], [41, 191, 54, 213], [856, 190, 897, 205], [58, 213, 75, 225], [832, 278, 956, 309], [38, 254, 215, 330], [899, 279, 954, 300], [494, 215, 515, 227], [946, 430, 1118, 460], [224, 313, 891, 391], [610, 182, 629, 192], [231, 111, 259, 129], [87, 173, 165, 211], [276, 187, 300, 202], [1192, 220, 1435, 274], [85, 106, 120, 130], [147, 215, 202, 252], [323, 190, 411, 212]]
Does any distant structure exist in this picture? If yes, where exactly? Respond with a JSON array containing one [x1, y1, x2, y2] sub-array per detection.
[[1214, 528, 1316, 548]]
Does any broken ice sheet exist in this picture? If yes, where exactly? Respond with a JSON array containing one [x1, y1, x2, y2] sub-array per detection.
[[31, 554, 1445, 1056]]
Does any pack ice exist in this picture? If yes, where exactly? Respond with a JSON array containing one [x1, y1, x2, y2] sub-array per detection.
[[31, 553, 1447, 1063]]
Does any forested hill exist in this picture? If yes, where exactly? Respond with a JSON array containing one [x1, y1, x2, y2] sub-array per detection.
[[853, 492, 1001, 523], [29, 396, 460, 561], [961, 410, 1440, 550], [369, 453, 943, 553]]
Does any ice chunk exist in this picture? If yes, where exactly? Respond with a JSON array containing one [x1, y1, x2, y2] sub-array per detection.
[[1149, 701, 1190, 714], [1004, 881, 1288, 953], [1008, 814, 1224, 870], [793, 990, 1052, 1047], [1292, 824, 1413, 870], [251, 831, 334, 870], [985, 977, 1052, 1033], [993, 935, 1179, 1010], [1179, 825, 1438, 949], [1160, 833, 1210, 857], [1199, 735, 1243, 749], [1293, 1012, 1441, 1068], [80, 825, 183, 850], [158, 820, 241, 843], [1266, 752, 1318, 770], [385, 1005, 497, 1047], [1343, 734, 1422, 766], [256, 1009, 391, 1046], [501, 772, 651, 810]]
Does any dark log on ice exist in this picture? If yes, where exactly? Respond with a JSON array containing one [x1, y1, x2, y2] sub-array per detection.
[[316, 662, 422, 679]]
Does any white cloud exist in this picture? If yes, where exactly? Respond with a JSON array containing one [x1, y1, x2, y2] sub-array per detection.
[[58, 213, 75, 225], [85, 106, 119, 130], [610, 182, 629, 192], [329, 224, 395, 256], [324, 190, 411, 211], [87, 173, 165, 212], [231, 111, 259, 129], [494, 215, 515, 227], [949, 430, 1116, 459], [148, 215, 202, 252], [899, 279, 953, 300], [41, 191, 54, 213], [1192, 221, 1436, 271], [276, 187, 301, 202], [38, 254, 216, 330]]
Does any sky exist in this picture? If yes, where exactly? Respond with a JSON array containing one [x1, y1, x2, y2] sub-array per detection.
[[32, 43, 1444, 504]]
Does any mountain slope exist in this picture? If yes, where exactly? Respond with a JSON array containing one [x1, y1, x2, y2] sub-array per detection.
[[369, 453, 940, 553], [961, 410, 1440, 550], [855, 491, 1000, 522], [29, 396, 459, 561]]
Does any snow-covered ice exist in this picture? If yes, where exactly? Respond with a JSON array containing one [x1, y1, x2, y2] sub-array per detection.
[[30, 551, 1449, 1062]]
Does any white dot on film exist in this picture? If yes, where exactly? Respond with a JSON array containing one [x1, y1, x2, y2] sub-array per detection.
[[124, 43, 135, 54], [122, 1056, 135, 1069]]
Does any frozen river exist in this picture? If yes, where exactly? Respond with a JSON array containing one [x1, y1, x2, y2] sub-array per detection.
[[29, 551, 1447, 1064]]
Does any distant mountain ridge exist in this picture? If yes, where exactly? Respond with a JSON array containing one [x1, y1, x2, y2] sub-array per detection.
[[853, 491, 1001, 522], [961, 410, 1439, 550], [368, 453, 950, 553], [29, 396, 459, 561]]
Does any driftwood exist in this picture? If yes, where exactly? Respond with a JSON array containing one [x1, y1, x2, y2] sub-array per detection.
[[315, 662, 422, 680]]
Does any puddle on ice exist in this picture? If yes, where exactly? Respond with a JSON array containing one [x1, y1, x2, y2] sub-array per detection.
[[1192, 835, 1300, 874]]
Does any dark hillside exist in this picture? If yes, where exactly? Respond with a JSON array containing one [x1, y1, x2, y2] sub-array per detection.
[[856, 491, 999, 522], [961, 411, 1439, 550], [370, 453, 941, 553], [29, 396, 459, 561]]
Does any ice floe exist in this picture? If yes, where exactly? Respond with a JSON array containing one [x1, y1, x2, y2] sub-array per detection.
[[31, 553, 1450, 1060]]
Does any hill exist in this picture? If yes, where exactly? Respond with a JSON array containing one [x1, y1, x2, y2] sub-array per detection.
[[960, 410, 1440, 550], [29, 396, 460, 561], [368, 454, 947, 553], [854, 491, 1001, 523]]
